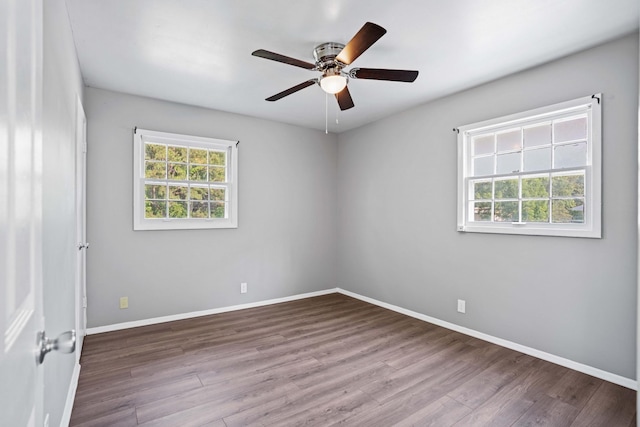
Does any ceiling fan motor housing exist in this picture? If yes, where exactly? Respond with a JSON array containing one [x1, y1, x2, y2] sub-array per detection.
[[313, 42, 346, 71]]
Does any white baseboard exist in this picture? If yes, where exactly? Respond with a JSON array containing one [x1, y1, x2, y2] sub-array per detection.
[[84, 286, 636, 391], [86, 288, 338, 335], [337, 288, 637, 391], [60, 362, 81, 427]]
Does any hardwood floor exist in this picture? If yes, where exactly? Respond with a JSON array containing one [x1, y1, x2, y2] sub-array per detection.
[[70, 294, 636, 426]]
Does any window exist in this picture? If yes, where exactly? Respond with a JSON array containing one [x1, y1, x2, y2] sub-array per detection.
[[457, 94, 601, 238], [133, 129, 238, 230]]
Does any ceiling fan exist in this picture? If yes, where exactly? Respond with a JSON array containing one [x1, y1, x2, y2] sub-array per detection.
[[251, 22, 419, 111]]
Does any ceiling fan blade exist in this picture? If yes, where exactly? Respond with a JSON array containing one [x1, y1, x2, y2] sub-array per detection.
[[335, 86, 355, 111], [350, 68, 419, 82], [252, 49, 316, 70], [265, 80, 317, 102], [336, 22, 386, 65]]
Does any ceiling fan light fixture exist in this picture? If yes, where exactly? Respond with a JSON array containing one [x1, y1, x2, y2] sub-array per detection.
[[320, 74, 347, 94]]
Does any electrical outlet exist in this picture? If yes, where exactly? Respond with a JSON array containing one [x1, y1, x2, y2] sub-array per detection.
[[240, 282, 247, 294], [457, 299, 466, 314], [119, 296, 129, 309]]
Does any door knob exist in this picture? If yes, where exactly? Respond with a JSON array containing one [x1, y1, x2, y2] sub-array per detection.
[[36, 330, 76, 365]]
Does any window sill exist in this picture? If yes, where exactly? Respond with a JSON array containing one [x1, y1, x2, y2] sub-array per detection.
[[133, 218, 238, 231], [458, 224, 601, 238]]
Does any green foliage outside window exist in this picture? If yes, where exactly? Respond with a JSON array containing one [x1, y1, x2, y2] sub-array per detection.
[[145, 201, 166, 218], [190, 148, 207, 164], [145, 143, 166, 160], [168, 146, 187, 162]]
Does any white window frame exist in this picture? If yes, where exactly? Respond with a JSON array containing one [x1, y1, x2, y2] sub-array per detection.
[[457, 94, 601, 238], [133, 128, 238, 231]]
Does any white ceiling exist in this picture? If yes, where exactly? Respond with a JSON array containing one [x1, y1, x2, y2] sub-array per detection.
[[66, 0, 639, 134]]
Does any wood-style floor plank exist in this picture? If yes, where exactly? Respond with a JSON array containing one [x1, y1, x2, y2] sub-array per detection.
[[70, 293, 635, 426], [547, 369, 603, 410], [392, 395, 472, 427], [570, 381, 637, 426], [511, 394, 579, 427], [452, 359, 568, 427]]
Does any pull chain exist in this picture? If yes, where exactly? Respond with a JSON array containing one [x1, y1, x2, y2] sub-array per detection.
[[325, 92, 328, 134]]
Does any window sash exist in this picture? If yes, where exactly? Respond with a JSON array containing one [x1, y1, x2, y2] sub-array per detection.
[[467, 170, 587, 225], [468, 112, 590, 178], [142, 180, 231, 220]]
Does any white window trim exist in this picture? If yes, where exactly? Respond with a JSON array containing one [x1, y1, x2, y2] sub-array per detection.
[[133, 128, 238, 231], [457, 94, 601, 238]]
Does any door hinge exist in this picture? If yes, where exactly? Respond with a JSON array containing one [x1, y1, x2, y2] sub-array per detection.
[[82, 296, 87, 308]]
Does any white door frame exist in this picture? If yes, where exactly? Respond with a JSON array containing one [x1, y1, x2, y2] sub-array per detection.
[[636, 29, 639, 427], [75, 95, 87, 362]]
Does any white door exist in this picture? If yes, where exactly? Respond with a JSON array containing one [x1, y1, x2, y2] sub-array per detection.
[[0, 0, 45, 425], [75, 96, 88, 361]]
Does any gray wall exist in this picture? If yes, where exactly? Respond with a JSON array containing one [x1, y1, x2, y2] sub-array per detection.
[[337, 33, 639, 379], [85, 88, 338, 327], [42, 0, 84, 425]]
